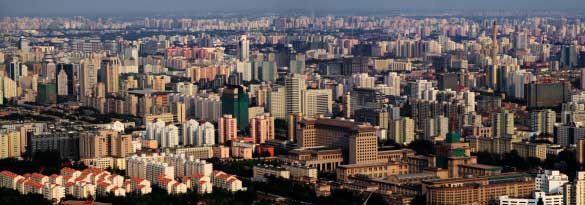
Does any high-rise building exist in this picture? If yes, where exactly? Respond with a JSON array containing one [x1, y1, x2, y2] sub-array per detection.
[[383, 72, 401, 96], [525, 81, 570, 108], [80, 57, 100, 100], [423, 115, 449, 141], [268, 86, 286, 120], [389, 117, 415, 144], [578, 139, 585, 165], [563, 171, 585, 205], [285, 74, 305, 116], [221, 85, 249, 131], [488, 21, 499, 90], [37, 82, 57, 104], [535, 170, 569, 194], [79, 130, 132, 159], [56, 63, 75, 97], [99, 57, 120, 95], [145, 119, 179, 148], [408, 80, 433, 100], [181, 119, 215, 146], [218, 115, 237, 144], [18, 36, 29, 52], [250, 114, 275, 144], [560, 45, 579, 69], [5, 57, 27, 84], [530, 109, 556, 135], [0, 130, 21, 159], [491, 110, 514, 138], [237, 34, 250, 62], [302, 89, 332, 118]]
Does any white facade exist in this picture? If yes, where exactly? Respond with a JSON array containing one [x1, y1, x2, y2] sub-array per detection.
[[499, 192, 563, 205], [146, 119, 179, 148], [535, 170, 569, 194], [182, 119, 215, 146]]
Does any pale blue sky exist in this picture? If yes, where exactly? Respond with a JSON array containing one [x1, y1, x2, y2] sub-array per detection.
[[0, 0, 583, 16]]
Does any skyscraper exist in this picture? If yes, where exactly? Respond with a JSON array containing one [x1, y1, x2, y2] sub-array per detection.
[[99, 56, 120, 95], [18, 36, 29, 52], [221, 85, 249, 131], [237, 34, 250, 62], [488, 21, 499, 90], [56, 63, 74, 97], [80, 57, 100, 100], [285, 74, 305, 116], [5, 57, 27, 84]]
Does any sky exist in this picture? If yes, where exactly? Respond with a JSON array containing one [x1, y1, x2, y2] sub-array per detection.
[[0, 0, 584, 16]]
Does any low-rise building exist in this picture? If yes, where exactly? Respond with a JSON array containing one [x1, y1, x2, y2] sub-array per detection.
[[336, 161, 408, 182], [252, 164, 290, 181]]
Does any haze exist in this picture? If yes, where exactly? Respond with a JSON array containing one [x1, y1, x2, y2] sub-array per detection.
[[0, 0, 584, 16]]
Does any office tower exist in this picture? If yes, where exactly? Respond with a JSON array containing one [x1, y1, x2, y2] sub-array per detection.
[[5, 56, 27, 84], [41, 56, 57, 81], [250, 114, 275, 144], [221, 85, 249, 131], [563, 172, 585, 205], [384, 72, 400, 96], [18, 36, 29, 52], [462, 90, 476, 113], [259, 61, 277, 82], [218, 115, 237, 144], [578, 139, 585, 165], [525, 81, 570, 108], [182, 120, 215, 146], [491, 110, 514, 138], [268, 87, 286, 120], [37, 82, 57, 104], [302, 89, 332, 118], [296, 118, 378, 165], [488, 21, 499, 90], [80, 57, 100, 100], [0, 76, 17, 102], [560, 45, 579, 69], [287, 113, 303, 142], [343, 92, 351, 118], [289, 53, 305, 74], [146, 119, 179, 148], [508, 69, 534, 100], [423, 115, 449, 141], [56, 63, 74, 97], [351, 88, 386, 112], [513, 31, 528, 51], [437, 73, 459, 91], [0, 130, 21, 159], [530, 109, 556, 134], [99, 57, 120, 95], [285, 74, 305, 116], [237, 34, 250, 62], [389, 117, 415, 144]]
